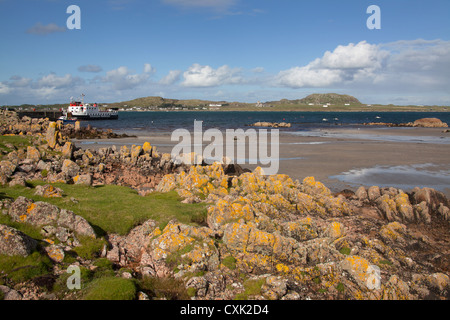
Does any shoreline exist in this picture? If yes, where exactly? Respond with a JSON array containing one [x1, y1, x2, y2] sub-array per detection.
[[73, 126, 450, 198]]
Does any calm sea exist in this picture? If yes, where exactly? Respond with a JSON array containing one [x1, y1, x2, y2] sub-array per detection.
[[85, 111, 450, 135]]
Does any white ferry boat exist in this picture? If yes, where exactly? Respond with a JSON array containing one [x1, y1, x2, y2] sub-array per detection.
[[60, 96, 118, 121]]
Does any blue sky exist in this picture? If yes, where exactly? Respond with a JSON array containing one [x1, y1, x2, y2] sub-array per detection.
[[1, 0, 449, 105]]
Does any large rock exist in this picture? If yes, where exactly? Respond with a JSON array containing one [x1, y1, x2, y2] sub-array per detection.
[[410, 187, 450, 222], [207, 199, 254, 230], [8, 197, 96, 238], [368, 186, 381, 201], [61, 159, 80, 178], [413, 118, 448, 128], [45, 121, 59, 149], [73, 174, 92, 186], [355, 186, 368, 201], [0, 224, 37, 257], [0, 160, 16, 178], [34, 184, 64, 198], [411, 187, 449, 212], [340, 255, 371, 288], [61, 141, 74, 159], [26, 146, 41, 162], [0, 285, 22, 300]]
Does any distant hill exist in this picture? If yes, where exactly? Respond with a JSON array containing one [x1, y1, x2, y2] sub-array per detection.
[[268, 93, 362, 106], [108, 96, 232, 108], [108, 93, 362, 109]]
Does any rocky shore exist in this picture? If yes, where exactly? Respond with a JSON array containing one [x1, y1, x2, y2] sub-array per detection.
[[364, 117, 448, 128], [250, 121, 292, 128], [0, 109, 449, 300]]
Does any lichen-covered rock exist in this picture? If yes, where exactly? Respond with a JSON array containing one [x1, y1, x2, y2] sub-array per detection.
[[340, 255, 371, 288], [301, 176, 332, 197], [150, 221, 196, 260], [411, 187, 449, 213], [207, 198, 255, 230], [45, 244, 65, 262], [73, 174, 92, 186], [34, 184, 64, 198], [427, 273, 450, 292], [45, 121, 59, 149], [0, 160, 16, 178], [379, 222, 408, 245], [394, 192, 414, 223], [262, 276, 288, 300], [327, 221, 345, 240], [368, 186, 381, 201], [26, 146, 40, 162], [61, 159, 80, 178], [280, 218, 318, 242], [355, 186, 368, 201], [61, 141, 74, 159], [0, 224, 37, 257], [58, 209, 96, 238], [8, 197, 96, 238], [142, 142, 152, 154]]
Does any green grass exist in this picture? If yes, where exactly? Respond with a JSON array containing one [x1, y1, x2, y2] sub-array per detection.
[[0, 181, 208, 235], [0, 135, 33, 159], [234, 278, 266, 300], [378, 259, 393, 266], [0, 213, 44, 240], [138, 276, 189, 300], [83, 277, 137, 300], [166, 244, 195, 271], [72, 236, 108, 260], [0, 252, 53, 284], [222, 255, 237, 270]]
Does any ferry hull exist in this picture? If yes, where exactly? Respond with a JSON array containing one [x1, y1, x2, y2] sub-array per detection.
[[70, 114, 119, 120]]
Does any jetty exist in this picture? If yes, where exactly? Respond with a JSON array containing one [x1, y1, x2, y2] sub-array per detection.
[[17, 110, 63, 121]]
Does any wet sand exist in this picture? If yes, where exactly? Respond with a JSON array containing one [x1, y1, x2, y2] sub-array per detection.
[[73, 126, 450, 197]]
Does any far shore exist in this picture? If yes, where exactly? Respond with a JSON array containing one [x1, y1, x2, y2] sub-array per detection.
[[73, 126, 450, 198]]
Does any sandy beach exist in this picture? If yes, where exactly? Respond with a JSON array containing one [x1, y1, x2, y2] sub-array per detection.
[[73, 126, 450, 198]]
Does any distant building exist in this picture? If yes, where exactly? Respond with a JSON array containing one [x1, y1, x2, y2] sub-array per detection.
[[209, 104, 222, 107], [255, 101, 265, 107]]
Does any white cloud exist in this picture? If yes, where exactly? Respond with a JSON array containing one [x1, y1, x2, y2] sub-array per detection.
[[276, 41, 389, 88], [144, 63, 156, 74], [0, 72, 85, 104], [37, 73, 82, 89], [26, 23, 66, 35], [251, 67, 265, 73], [318, 41, 387, 69], [159, 70, 182, 85], [277, 67, 342, 88], [0, 82, 11, 95], [182, 63, 242, 87], [275, 39, 450, 96], [2, 40, 449, 106], [383, 39, 450, 84], [103, 65, 150, 90], [8, 76, 32, 88]]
